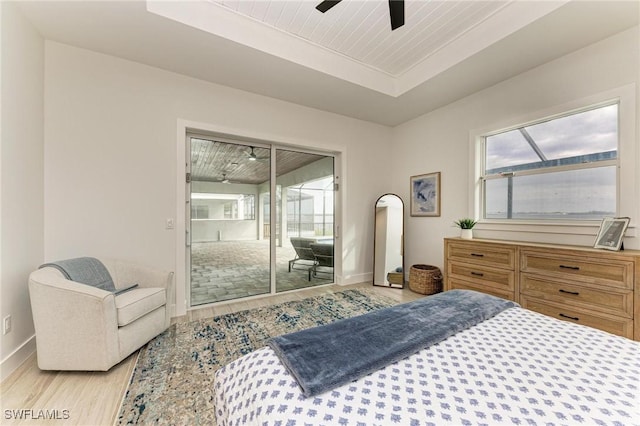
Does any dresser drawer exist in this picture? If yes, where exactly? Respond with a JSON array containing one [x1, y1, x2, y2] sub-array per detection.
[[521, 296, 633, 339], [446, 241, 515, 269], [521, 250, 633, 289], [520, 274, 633, 318], [448, 277, 515, 301], [448, 262, 515, 291]]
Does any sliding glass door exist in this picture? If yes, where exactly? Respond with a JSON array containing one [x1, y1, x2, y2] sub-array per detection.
[[276, 148, 334, 291], [188, 138, 271, 305], [187, 136, 335, 306]]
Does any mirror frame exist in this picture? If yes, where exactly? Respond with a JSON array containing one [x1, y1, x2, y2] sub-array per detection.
[[373, 193, 405, 288]]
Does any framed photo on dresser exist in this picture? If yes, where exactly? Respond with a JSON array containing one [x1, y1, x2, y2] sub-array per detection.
[[593, 217, 630, 251]]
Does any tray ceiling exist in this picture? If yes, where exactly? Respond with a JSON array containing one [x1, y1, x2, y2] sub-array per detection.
[[16, 1, 640, 126], [210, 0, 509, 77], [147, 0, 570, 96]]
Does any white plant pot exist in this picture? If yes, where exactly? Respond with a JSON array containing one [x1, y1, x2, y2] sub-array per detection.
[[460, 229, 473, 240]]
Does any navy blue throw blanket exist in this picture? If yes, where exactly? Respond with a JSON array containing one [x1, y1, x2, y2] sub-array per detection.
[[267, 289, 519, 397]]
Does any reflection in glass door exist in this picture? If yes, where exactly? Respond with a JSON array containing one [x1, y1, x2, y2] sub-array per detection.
[[187, 136, 335, 306]]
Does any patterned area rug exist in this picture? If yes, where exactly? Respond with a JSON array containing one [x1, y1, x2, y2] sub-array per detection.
[[116, 288, 398, 424]]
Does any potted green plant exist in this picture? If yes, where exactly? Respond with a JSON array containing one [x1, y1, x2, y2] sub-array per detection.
[[454, 218, 477, 239]]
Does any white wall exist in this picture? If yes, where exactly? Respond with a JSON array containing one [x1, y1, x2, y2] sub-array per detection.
[[191, 219, 258, 242], [44, 42, 392, 314], [0, 2, 44, 380], [393, 27, 640, 272]]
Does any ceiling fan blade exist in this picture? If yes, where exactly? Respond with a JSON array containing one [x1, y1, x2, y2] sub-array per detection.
[[388, 0, 404, 30], [316, 0, 342, 13]]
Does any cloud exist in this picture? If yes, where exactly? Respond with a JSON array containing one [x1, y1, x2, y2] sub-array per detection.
[[486, 104, 617, 170]]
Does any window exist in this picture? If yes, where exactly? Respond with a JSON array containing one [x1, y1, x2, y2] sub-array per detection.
[[481, 103, 618, 221], [191, 193, 256, 220], [223, 202, 236, 219], [191, 205, 209, 219], [243, 195, 255, 220], [286, 176, 334, 237], [222, 196, 255, 219]]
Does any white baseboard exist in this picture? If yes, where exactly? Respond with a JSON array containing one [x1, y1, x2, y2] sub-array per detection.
[[338, 272, 373, 286], [1, 335, 36, 383]]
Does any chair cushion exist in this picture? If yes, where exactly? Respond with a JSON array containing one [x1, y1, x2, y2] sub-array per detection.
[[115, 287, 166, 327]]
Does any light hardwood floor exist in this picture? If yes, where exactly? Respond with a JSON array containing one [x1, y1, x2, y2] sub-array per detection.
[[0, 283, 420, 426]]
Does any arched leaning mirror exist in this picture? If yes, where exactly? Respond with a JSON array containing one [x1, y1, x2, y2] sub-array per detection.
[[373, 194, 405, 288]]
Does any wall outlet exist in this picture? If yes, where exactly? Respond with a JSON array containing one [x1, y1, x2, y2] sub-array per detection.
[[3, 315, 11, 335]]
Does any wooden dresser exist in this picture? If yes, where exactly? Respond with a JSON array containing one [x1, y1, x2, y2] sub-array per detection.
[[444, 239, 517, 301], [444, 238, 640, 341]]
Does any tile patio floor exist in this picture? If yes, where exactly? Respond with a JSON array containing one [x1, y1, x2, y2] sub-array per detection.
[[190, 240, 332, 305]]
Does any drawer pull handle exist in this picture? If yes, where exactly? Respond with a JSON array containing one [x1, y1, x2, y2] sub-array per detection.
[[559, 313, 579, 321], [470, 253, 484, 257], [559, 289, 580, 296], [559, 265, 580, 271], [470, 272, 484, 277]]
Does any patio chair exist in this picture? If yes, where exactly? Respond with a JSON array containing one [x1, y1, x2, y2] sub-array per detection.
[[309, 243, 334, 281], [288, 237, 318, 272]]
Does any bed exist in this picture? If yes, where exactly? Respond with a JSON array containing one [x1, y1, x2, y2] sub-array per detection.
[[214, 291, 640, 426]]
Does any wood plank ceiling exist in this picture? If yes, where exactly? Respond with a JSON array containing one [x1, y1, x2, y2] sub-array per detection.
[[211, 0, 510, 76], [191, 139, 326, 184]]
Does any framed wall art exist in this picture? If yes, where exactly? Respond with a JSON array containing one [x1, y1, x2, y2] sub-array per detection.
[[593, 217, 630, 251], [410, 172, 440, 217]]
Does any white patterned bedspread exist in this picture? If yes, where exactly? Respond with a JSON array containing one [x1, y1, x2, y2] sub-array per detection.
[[214, 307, 640, 426]]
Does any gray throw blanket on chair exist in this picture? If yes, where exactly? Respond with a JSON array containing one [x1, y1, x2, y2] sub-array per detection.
[[267, 289, 519, 397], [40, 257, 116, 292]]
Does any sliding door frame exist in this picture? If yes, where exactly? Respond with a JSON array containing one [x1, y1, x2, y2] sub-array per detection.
[[175, 120, 343, 315]]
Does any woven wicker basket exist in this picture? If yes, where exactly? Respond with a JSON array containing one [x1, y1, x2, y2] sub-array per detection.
[[409, 264, 443, 295]]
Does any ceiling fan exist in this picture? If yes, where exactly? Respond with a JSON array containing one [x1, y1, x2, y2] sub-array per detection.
[[217, 173, 231, 184], [316, 0, 405, 31], [247, 146, 269, 162]]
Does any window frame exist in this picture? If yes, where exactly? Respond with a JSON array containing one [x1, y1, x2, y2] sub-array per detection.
[[480, 102, 619, 221], [469, 85, 637, 239]]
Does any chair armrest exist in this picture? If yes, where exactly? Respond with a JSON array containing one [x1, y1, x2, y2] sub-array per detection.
[[105, 259, 175, 322]]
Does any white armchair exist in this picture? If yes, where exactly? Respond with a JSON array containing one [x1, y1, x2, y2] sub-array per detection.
[[28, 258, 174, 371]]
